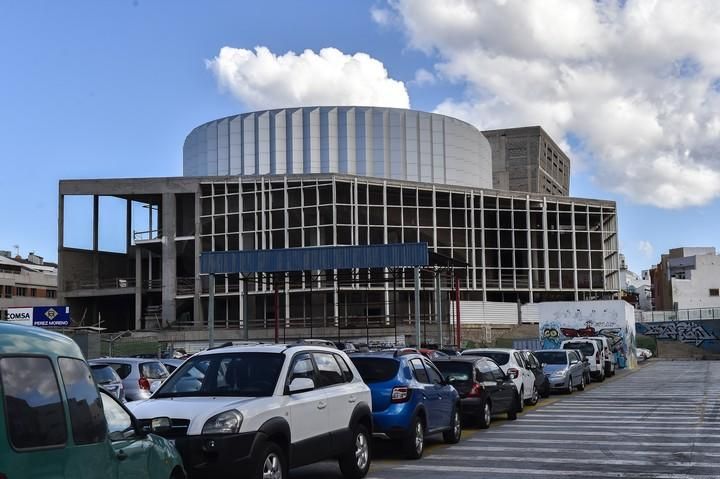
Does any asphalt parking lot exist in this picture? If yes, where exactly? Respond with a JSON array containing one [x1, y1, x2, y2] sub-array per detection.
[[292, 360, 720, 479]]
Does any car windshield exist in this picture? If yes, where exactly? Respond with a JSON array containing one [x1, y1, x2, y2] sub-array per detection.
[[350, 358, 399, 383], [463, 351, 509, 366], [434, 362, 472, 382], [534, 351, 568, 365], [154, 352, 285, 398], [90, 365, 118, 384], [563, 342, 595, 356]]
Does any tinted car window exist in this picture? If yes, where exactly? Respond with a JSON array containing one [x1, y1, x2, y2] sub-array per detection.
[[156, 353, 285, 398], [141, 362, 168, 379], [476, 361, 496, 381], [90, 365, 119, 384], [435, 362, 472, 382], [58, 357, 107, 445], [535, 351, 568, 365], [351, 358, 399, 383], [464, 351, 510, 365], [106, 363, 132, 380], [313, 352, 344, 387], [334, 354, 353, 382], [100, 393, 133, 438], [563, 342, 595, 356], [514, 352, 525, 367], [424, 360, 445, 385], [487, 361, 506, 380], [0, 356, 67, 449], [410, 359, 430, 383], [287, 353, 316, 384], [525, 353, 539, 369]]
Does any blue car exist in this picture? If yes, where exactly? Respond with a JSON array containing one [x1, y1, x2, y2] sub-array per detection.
[[349, 350, 462, 459]]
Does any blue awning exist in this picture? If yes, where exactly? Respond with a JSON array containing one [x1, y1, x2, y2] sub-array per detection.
[[200, 243, 429, 274]]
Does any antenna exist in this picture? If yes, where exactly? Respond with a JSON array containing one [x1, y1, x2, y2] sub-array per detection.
[[12, 244, 19, 257]]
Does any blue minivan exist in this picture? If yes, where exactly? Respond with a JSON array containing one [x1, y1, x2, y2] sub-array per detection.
[[349, 350, 461, 459]]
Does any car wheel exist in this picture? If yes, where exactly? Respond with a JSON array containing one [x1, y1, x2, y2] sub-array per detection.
[[566, 378, 573, 394], [443, 408, 462, 444], [599, 371, 606, 382], [517, 387, 525, 412], [478, 401, 491, 429], [526, 385, 539, 406], [540, 380, 551, 399], [339, 423, 371, 479], [403, 416, 425, 460], [577, 374, 586, 391], [507, 393, 520, 420], [253, 441, 286, 479]]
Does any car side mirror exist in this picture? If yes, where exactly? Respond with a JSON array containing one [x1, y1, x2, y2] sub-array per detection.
[[288, 377, 315, 394]]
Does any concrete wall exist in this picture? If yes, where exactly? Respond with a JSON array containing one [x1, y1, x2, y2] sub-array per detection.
[[672, 254, 720, 309], [636, 319, 720, 354], [537, 300, 637, 369]]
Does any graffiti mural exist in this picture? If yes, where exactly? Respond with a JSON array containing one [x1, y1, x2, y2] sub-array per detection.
[[636, 320, 720, 350], [538, 300, 637, 369]]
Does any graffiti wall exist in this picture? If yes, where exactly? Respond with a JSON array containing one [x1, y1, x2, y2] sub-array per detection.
[[538, 300, 637, 369], [636, 320, 720, 353]]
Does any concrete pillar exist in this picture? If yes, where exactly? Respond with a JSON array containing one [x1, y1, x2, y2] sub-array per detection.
[[126, 199, 132, 253], [135, 248, 142, 330], [92, 195, 100, 289], [57, 193, 65, 304], [193, 189, 202, 326], [161, 193, 177, 327]]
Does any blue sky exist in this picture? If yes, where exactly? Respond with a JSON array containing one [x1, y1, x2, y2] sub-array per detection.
[[1, 0, 718, 273]]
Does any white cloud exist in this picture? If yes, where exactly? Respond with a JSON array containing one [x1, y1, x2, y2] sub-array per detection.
[[638, 240, 655, 259], [412, 68, 436, 86], [206, 46, 410, 110], [370, 6, 392, 26], [382, 0, 720, 208]]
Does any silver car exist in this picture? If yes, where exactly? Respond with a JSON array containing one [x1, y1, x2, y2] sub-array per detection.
[[90, 363, 125, 402], [534, 349, 586, 394], [89, 357, 169, 401]]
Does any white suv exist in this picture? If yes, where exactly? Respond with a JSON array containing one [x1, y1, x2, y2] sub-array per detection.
[[460, 348, 537, 409], [561, 339, 606, 381], [127, 344, 373, 479]]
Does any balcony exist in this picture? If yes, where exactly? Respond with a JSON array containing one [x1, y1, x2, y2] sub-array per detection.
[[134, 229, 162, 244]]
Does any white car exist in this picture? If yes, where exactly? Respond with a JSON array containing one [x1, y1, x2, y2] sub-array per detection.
[[127, 344, 373, 479], [583, 336, 617, 377], [460, 348, 538, 408], [561, 339, 606, 381]]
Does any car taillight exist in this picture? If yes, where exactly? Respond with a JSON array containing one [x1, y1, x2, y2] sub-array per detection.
[[508, 368, 519, 379], [139, 377, 151, 390], [468, 383, 484, 397], [391, 386, 411, 403]]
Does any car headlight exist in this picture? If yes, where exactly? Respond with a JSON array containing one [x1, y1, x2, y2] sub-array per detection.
[[551, 369, 568, 377], [202, 410, 243, 435]]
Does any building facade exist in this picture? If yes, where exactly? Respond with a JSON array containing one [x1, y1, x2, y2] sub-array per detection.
[[650, 247, 720, 311], [58, 107, 619, 336], [483, 126, 570, 196], [0, 252, 58, 319]]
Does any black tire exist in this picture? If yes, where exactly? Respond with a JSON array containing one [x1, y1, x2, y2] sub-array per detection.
[[339, 423, 371, 479], [566, 378, 573, 394], [540, 381, 551, 399], [403, 416, 425, 460], [478, 400, 491, 429], [517, 387, 525, 412], [443, 408, 462, 444], [577, 374, 586, 391], [252, 441, 287, 479], [526, 385, 539, 406], [598, 371, 606, 382], [170, 467, 186, 479]]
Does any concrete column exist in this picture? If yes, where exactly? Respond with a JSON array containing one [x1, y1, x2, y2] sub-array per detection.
[[126, 199, 132, 253], [57, 193, 65, 304], [161, 193, 177, 327], [92, 195, 100, 288], [193, 189, 202, 326], [135, 248, 142, 330]]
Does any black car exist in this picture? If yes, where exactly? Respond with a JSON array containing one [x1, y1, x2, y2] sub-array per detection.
[[434, 357, 519, 428], [520, 350, 551, 400]]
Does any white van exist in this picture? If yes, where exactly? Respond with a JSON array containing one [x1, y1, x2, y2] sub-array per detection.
[[561, 339, 605, 381], [582, 337, 616, 377]]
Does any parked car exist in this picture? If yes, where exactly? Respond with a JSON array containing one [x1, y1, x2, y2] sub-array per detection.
[[561, 339, 605, 381], [90, 363, 126, 402], [0, 322, 185, 479], [584, 336, 617, 376], [434, 357, 520, 428], [534, 349, 586, 393], [337, 341, 358, 353], [519, 350, 551, 400], [637, 347, 653, 360], [418, 348, 450, 361], [160, 358, 185, 373], [439, 347, 462, 357], [89, 357, 170, 401], [350, 350, 462, 459], [294, 338, 338, 348], [128, 343, 373, 479], [460, 348, 536, 409], [575, 350, 593, 384]]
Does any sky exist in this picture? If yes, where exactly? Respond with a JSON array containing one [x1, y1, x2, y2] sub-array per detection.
[[1, 0, 719, 274]]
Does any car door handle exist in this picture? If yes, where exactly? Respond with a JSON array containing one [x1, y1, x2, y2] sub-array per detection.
[[317, 400, 327, 410], [116, 450, 128, 461], [348, 395, 357, 404]]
